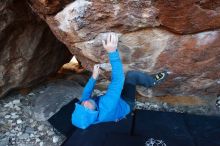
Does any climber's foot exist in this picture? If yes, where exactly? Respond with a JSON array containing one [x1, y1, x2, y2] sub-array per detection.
[[152, 71, 169, 86]]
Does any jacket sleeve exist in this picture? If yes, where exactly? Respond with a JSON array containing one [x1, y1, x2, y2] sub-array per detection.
[[80, 76, 97, 102], [102, 49, 125, 108]]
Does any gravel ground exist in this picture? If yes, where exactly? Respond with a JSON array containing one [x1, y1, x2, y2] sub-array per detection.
[[0, 90, 65, 146]]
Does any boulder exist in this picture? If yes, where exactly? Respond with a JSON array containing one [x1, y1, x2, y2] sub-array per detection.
[[0, 0, 72, 98]]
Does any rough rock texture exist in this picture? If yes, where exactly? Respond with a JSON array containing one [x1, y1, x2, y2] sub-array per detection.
[[28, 0, 220, 115], [155, 0, 220, 34], [0, 0, 72, 98], [32, 79, 83, 121]]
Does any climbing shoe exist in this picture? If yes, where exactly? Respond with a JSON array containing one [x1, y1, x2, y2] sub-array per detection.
[[152, 71, 169, 86]]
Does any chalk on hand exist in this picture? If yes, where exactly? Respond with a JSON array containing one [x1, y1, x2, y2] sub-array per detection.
[[98, 63, 111, 71]]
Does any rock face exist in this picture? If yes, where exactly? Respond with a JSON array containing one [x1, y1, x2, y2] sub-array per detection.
[[0, 0, 72, 98], [155, 0, 220, 34], [3, 0, 220, 114]]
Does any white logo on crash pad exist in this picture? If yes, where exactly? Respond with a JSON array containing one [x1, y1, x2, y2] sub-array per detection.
[[145, 138, 167, 146]]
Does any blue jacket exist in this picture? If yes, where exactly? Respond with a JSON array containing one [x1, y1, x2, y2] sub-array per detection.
[[71, 50, 130, 129]]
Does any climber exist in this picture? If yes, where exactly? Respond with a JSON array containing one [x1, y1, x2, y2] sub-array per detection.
[[71, 32, 168, 129]]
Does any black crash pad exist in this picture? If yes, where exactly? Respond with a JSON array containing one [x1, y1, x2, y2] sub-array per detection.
[[104, 134, 145, 146], [133, 110, 195, 146], [61, 113, 133, 146], [184, 114, 220, 146], [49, 98, 220, 146], [48, 98, 79, 137]]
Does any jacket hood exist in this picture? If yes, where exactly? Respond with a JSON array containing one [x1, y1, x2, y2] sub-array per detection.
[[72, 103, 98, 129]]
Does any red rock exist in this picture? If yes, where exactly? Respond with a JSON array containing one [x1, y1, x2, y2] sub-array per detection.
[[155, 0, 220, 34]]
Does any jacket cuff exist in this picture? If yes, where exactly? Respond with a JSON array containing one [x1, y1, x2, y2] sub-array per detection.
[[90, 76, 97, 82], [108, 49, 120, 60]]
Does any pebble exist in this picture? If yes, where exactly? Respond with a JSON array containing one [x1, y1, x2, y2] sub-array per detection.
[[17, 119, 23, 124], [9, 133, 15, 137], [28, 93, 35, 96], [39, 91, 44, 94], [15, 106, 21, 111], [0, 137, 9, 146], [47, 130, 54, 136], [35, 138, 41, 143], [17, 132, 23, 136], [15, 127, 20, 131], [38, 125, 44, 131], [52, 136, 59, 143], [11, 129, 16, 133], [11, 115, 19, 119], [19, 133, 29, 139], [11, 112, 17, 116], [40, 142, 44, 146], [25, 127, 35, 134], [4, 102, 13, 108], [5, 115, 11, 118], [12, 99, 21, 105]]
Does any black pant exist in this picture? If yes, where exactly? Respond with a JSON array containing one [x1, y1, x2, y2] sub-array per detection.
[[121, 71, 155, 110]]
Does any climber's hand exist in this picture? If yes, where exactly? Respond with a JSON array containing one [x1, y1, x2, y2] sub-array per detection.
[[102, 32, 118, 53], [92, 64, 101, 80]]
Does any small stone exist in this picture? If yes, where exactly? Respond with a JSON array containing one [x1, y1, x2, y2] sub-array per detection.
[[39, 91, 44, 94], [12, 99, 21, 105], [0, 137, 9, 146], [47, 131, 54, 136], [35, 138, 41, 143], [30, 134, 34, 138], [4, 102, 13, 108], [11, 112, 17, 116], [9, 133, 15, 137], [28, 93, 35, 96], [52, 136, 59, 143], [15, 106, 21, 111], [15, 127, 20, 131], [11, 115, 19, 119], [38, 125, 44, 131], [31, 123, 36, 128], [40, 142, 44, 146], [5, 115, 11, 119], [17, 132, 23, 136], [19, 133, 29, 139], [29, 119, 33, 123], [17, 119, 22, 124], [11, 129, 16, 133], [25, 127, 35, 134]]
